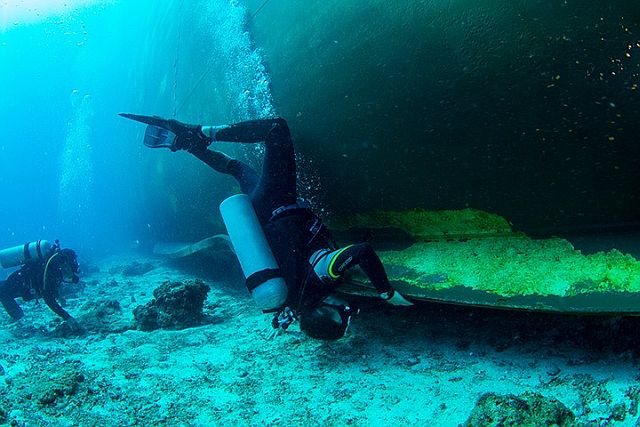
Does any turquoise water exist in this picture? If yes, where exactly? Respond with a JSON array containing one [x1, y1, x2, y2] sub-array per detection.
[[242, 0, 640, 233], [0, 1, 640, 425], [0, 1, 276, 255], [1, 0, 638, 255], [1, 1, 165, 253]]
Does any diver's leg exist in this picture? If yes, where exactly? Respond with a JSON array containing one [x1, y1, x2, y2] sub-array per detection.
[[247, 118, 298, 220], [195, 117, 296, 207], [203, 118, 287, 143], [190, 148, 259, 195], [0, 298, 23, 320], [0, 282, 24, 320], [311, 243, 393, 295]]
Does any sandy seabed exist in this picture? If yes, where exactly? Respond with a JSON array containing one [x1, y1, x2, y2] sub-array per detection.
[[0, 251, 639, 427]]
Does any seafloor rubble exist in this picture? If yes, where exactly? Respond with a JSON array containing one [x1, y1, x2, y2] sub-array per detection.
[[0, 207, 639, 425]]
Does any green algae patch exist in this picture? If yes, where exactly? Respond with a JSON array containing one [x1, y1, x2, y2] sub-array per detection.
[[334, 209, 640, 313], [329, 208, 513, 240], [379, 238, 640, 298]]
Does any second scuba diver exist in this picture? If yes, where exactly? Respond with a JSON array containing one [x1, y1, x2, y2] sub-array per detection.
[[0, 240, 81, 329], [121, 114, 412, 340]]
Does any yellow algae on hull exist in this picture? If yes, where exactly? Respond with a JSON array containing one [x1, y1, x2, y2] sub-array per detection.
[[333, 209, 640, 313], [379, 239, 640, 298]]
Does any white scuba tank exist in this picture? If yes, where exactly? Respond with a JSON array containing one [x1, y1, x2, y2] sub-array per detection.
[[0, 240, 55, 268], [219, 194, 288, 312]]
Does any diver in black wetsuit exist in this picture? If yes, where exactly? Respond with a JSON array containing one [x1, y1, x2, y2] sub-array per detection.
[[121, 114, 412, 339], [0, 245, 80, 326]]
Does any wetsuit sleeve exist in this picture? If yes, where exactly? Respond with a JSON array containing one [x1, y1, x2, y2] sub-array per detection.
[[42, 288, 71, 320]]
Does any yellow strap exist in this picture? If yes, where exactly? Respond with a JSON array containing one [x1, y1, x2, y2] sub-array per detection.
[[42, 252, 59, 293], [327, 245, 354, 280]]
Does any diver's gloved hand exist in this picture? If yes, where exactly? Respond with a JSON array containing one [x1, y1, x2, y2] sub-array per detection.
[[266, 307, 296, 339], [381, 290, 414, 306], [65, 316, 84, 332]]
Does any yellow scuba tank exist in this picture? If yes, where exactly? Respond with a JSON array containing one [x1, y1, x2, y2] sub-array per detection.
[[0, 240, 55, 268]]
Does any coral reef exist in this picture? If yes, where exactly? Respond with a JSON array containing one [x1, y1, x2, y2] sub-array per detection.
[[8, 360, 85, 406], [464, 392, 575, 426], [132, 280, 211, 331]]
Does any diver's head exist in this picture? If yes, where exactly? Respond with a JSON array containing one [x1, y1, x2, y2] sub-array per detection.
[[54, 248, 80, 283], [299, 302, 355, 340]]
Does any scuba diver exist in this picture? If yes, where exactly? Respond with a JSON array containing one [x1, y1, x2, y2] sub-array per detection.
[[120, 114, 412, 340], [0, 240, 81, 326]]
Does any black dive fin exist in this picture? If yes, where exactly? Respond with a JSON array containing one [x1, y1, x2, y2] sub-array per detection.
[[119, 113, 168, 127]]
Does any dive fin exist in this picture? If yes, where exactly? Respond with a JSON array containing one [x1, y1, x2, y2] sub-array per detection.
[[143, 125, 177, 150], [119, 113, 169, 127], [119, 112, 211, 151]]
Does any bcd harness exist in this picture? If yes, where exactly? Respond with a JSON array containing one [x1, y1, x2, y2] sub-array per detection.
[[269, 199, 337, 249], [267, 199, 339, 331]]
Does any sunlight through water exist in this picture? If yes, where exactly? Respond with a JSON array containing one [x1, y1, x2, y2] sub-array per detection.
[[0, 0, 105, 31]]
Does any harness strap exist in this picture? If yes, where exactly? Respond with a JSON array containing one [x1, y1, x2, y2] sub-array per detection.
[[42, 252, 60, 293], [269, 199, 312, 222], [245, 268, 282, 292]]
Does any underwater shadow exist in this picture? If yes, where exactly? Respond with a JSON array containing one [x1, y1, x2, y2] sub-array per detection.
[[335, 299, 640, 362]]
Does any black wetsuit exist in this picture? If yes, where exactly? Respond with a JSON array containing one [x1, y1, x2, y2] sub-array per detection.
[[191, 118, 392, 310], [0, 260, 71, 321]]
